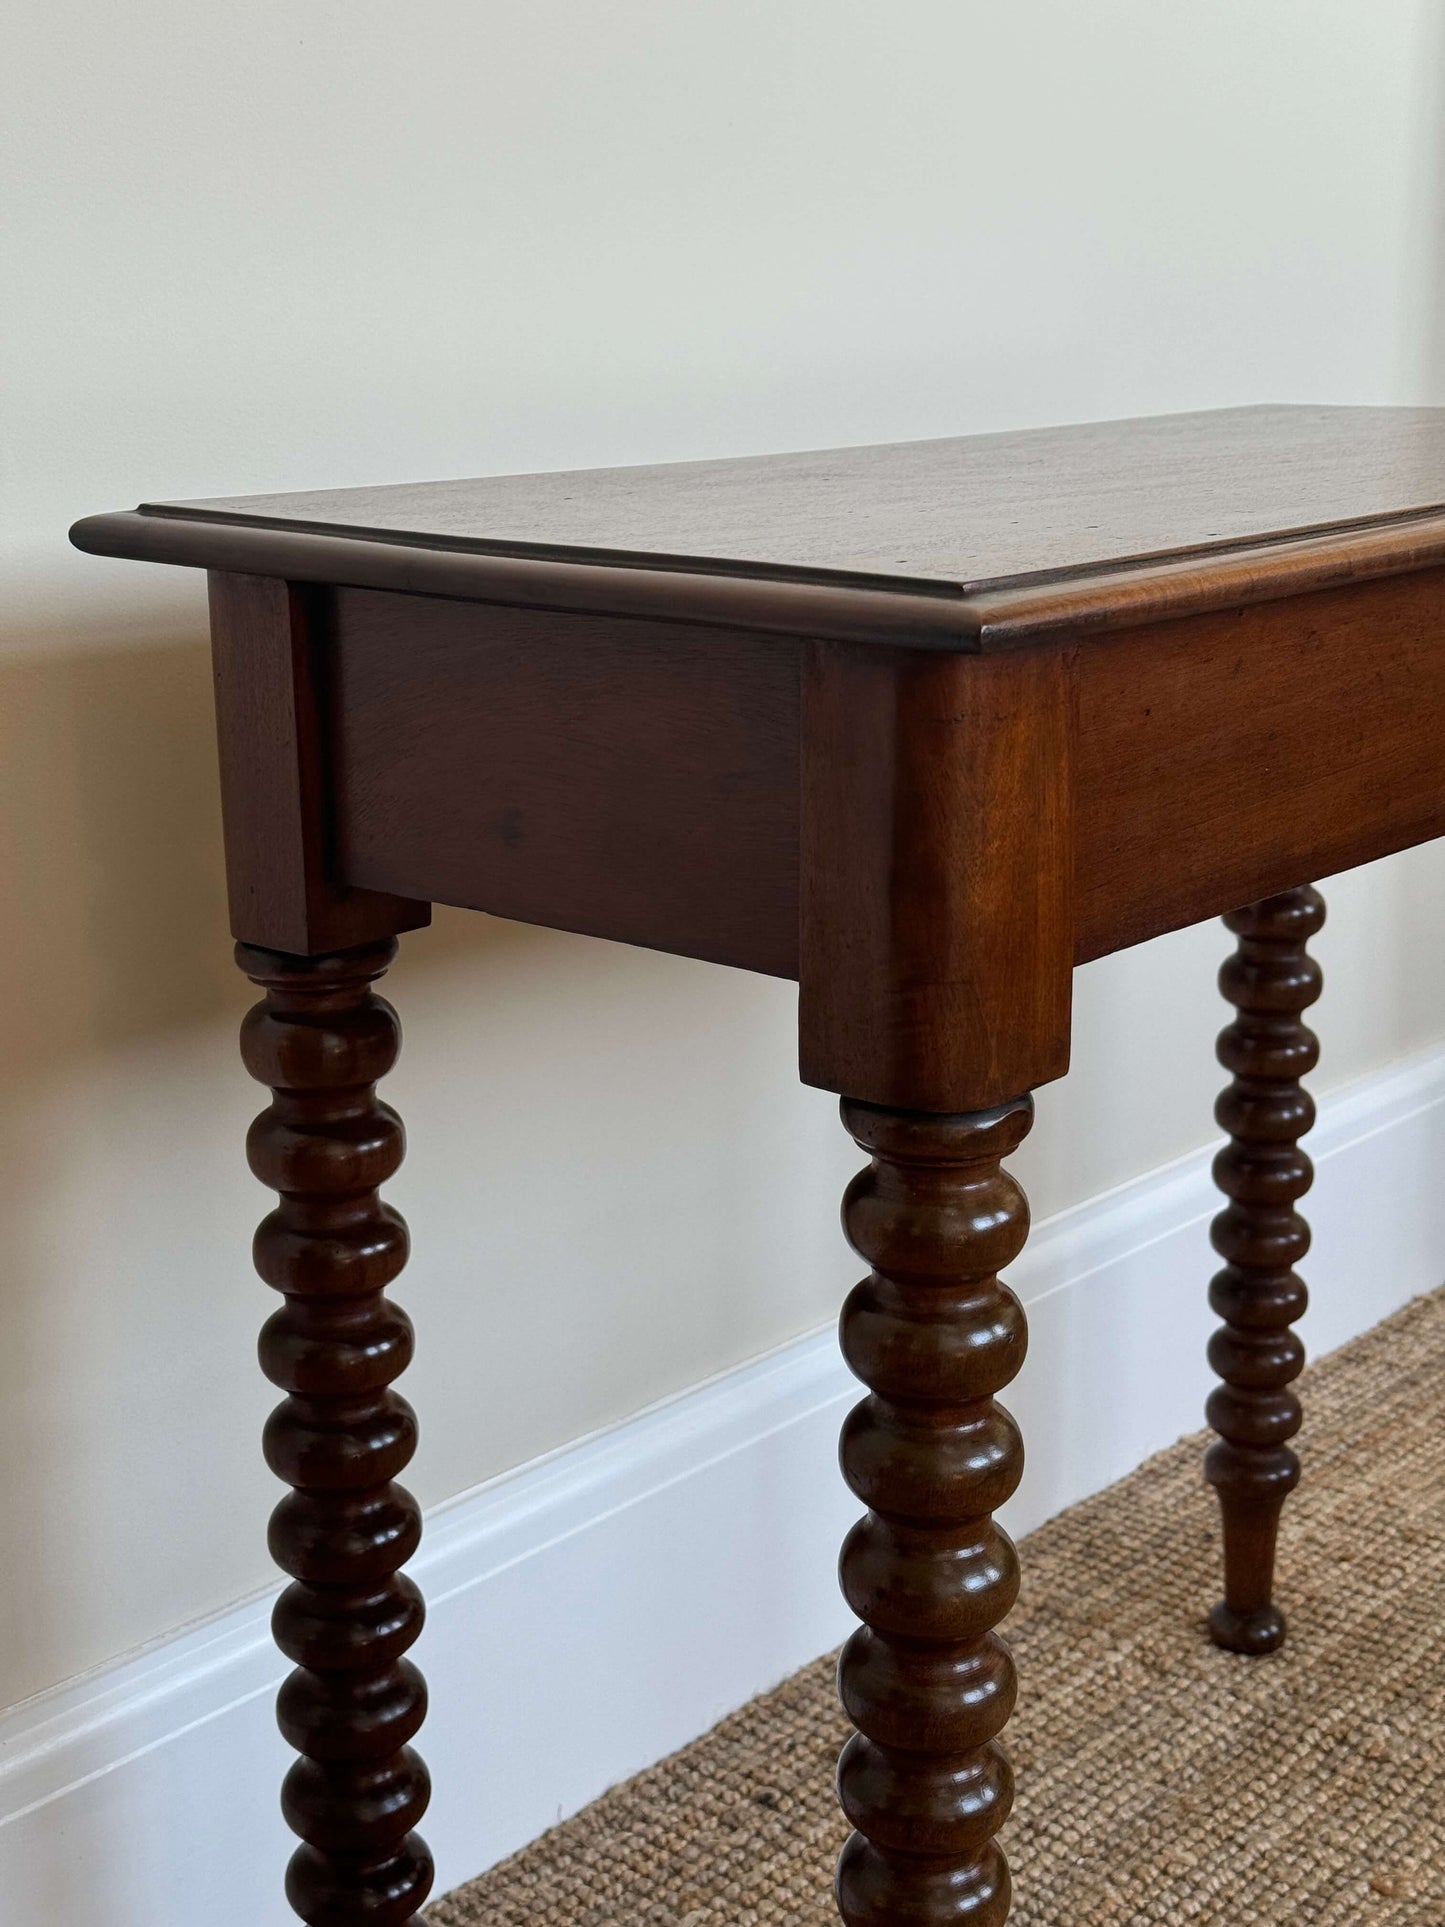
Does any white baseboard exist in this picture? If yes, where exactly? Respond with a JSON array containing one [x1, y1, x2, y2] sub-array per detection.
[[4, 1045, 1443, 1925]]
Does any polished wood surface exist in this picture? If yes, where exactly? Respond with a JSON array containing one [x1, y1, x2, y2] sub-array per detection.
[[71, 406, 1445, 646], [801, 643, 1072, 1110], [836, 1098, 1032, 1926], [216, 560, 1445, 1110], [140, 405, 1445, 577], [69, 405, 1445, 1926], [210, 575, 429, 955], [330, 588, 799, 977], [239, 940, 433, 1927], [1205, 889, 1323, 1657], [1073, 574, 1445, 962]]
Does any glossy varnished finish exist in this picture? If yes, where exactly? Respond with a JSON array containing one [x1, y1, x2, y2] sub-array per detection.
[[1205, 889, 1324, 1656], [835, 1098, 1032, 1925], [239, 940, 433, 1926]]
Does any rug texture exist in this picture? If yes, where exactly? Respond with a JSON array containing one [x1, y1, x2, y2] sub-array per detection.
[[428, 1288, 1445, 1925]]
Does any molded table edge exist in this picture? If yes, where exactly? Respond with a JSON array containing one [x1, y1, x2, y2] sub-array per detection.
[[70, 506, 1445, 649]]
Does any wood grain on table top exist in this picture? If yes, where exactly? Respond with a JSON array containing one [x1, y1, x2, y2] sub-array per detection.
[[72, 406, 1445, 646]]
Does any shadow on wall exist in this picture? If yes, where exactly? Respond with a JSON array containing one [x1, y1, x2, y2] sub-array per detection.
[[0, 615, 524, 1918], [0, 635, 238, 1078], [0, 612, 523, 1709], [0, 629, 504, 1085]]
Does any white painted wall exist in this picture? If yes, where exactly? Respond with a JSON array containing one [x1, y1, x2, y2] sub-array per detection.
[[4, 0, 1445, 1716]]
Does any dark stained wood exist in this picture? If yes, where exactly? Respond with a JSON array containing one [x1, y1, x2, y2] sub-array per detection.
[[330, 588, 800, 977], [196, 558, 1445, 1015], [71, 406, 1445, 648], [205, 560, 1445, 1008], [1072, 571, 1445, 962], [962, 508, 1445, 646], [239, 939, 433, 1927], [131, 405, 1445, 580], [73, 402, 1445, 590], [76, 512, 994, 651], [67, 403, 1445, 1927], [835, 1096, 1033, 1927], [800, 642, 1072, 1111], [208, 574, 429, 954], [1205, 888, 1323, 1656]]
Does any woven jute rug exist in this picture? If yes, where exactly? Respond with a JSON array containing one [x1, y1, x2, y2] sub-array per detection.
[[429, 1288, 1445, 1925]]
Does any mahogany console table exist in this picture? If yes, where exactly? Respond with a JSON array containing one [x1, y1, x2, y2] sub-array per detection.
[[72, 405, 1445, 1925]]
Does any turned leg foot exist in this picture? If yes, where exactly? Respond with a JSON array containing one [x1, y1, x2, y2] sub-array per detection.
[[239, 940, 434, 1927], [1205, 887, 1323, 1656], [834, 1097, 1032, 1926]]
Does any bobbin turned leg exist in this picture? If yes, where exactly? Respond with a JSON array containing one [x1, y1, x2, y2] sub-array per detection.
[[238, 939, 433, 1927], [834, 1097, 1032, 1927], [1205, 887, 1323, 1656]]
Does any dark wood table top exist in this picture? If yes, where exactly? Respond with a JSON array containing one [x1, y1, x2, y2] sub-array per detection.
[[71, 404, 1445, 648], [67, 400, 1445, 1105]]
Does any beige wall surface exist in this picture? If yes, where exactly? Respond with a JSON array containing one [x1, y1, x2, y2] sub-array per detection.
[[5, 0, 1445, 1709]]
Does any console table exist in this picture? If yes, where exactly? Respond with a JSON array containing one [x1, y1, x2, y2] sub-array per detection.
[[71, 405, 1445, 1925]]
